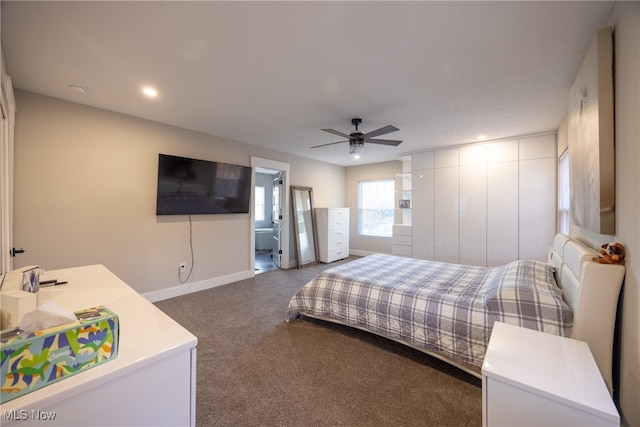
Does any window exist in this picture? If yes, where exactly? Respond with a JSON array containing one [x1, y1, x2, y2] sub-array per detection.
[[558, 150, 570, 234], [358, 179, 395, 237], [255, 185, 265, 221]]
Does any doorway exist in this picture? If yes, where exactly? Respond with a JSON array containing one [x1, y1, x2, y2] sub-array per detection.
[[254, 168, 280, 274], [251, 157, 290, 275]]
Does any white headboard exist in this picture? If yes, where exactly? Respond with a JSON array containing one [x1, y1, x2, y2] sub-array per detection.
[[548, 233, 625, 395]]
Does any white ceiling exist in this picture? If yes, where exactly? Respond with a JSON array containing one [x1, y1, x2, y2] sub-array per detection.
[[2, 1, 614, 166]]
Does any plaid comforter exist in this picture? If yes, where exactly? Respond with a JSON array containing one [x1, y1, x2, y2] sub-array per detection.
[[285, 253, 572, 367]]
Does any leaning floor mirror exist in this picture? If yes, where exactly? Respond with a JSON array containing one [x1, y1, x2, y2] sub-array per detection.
[[291, 186, 318, 268]]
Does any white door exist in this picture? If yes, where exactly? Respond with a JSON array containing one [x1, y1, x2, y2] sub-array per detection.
[[433, 148, 460, 264], [458, 144, 487, 266], [518, 135, 557, 261], [486, 139, 519, 266], [271, 172, 283, 268], [411, 167, 435, 261]]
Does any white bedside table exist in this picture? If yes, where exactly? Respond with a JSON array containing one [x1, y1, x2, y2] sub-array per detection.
[[482, 322, 619, 427]]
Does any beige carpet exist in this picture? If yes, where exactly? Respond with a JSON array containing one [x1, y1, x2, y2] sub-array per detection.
[[155, 257, 482, 426]]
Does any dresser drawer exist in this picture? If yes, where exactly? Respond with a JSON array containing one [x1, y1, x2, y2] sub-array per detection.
[[327, 236, 349, 252], [328, 218, 349, 231], [327, 248, 349, 262], [328, 228, 348, 242], [392, 244, 412, 257], [328, 208, 349, 222], [392, 234, 412, 246]]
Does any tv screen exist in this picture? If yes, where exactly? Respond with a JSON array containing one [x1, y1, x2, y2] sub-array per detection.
[[156, 154, 252, 215]]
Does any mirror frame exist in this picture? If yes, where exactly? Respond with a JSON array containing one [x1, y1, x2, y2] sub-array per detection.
[[291, 186, 318, 268]]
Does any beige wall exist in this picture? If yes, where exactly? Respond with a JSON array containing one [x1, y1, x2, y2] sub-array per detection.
[[12, 90, 345, 295], [562, 3, 639, 425], [345, 160, 402, 255], [605, 4, 639, 426]]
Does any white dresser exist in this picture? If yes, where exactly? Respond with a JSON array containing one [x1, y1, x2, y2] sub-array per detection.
[[482, 322, 619, 427], [315, 207, 349, 263], [1, 265, 197, 426]]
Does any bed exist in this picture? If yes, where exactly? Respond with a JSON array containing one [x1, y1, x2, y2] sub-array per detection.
[[285, 233, 625, 394]]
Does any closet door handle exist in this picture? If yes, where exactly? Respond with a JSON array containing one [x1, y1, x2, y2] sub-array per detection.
[[10, 248, 25, 257]]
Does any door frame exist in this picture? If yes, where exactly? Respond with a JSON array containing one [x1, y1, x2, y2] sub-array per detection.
[[271, 171, 283, 267], [0, 76, 16, 274], [251, 157, 291, 272]]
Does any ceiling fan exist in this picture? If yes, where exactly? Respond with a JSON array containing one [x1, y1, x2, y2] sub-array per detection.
[[312, 118, 402, 154]]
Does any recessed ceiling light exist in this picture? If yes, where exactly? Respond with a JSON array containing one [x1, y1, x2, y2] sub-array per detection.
[[68, 84, 88, 94], [142, 87, 158, 98], [353, 154, 360, 160], [478, 134, 487, 141]]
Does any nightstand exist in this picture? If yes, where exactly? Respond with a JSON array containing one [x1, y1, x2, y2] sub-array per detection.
[[482, 322, 619, 427]]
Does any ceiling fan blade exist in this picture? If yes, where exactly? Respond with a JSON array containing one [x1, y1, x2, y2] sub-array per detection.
[[363, 125, 399, 139], [366, 138, 403, 146], [311, 140, 348, 149], [321, 128, 351, 139]]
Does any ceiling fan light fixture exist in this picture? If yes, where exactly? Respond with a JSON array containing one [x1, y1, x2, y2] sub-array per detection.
[[349, 140, 364, 154]]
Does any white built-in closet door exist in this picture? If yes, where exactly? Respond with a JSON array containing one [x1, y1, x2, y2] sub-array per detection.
[[411, 167, 435, 260], [434, 149, 459, 263], [459, 144, 487, 266], [487, 140, 519, 266], [519, 135, 556, 261]]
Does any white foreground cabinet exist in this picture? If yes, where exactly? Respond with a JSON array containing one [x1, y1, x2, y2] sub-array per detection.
[[482, 322, 618, 427], [1, 265, 197, 427]]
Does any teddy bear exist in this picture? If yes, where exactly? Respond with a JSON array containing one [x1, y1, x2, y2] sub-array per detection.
[[593, 242, 626, 264]]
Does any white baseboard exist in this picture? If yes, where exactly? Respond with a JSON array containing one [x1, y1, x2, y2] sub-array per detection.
[[349, 249, 375, 257], [143, 249, 372, 303], [143, 270, 253, 303]]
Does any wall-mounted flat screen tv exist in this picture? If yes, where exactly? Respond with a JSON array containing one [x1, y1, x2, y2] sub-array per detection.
[[156, 154, 252, 215]]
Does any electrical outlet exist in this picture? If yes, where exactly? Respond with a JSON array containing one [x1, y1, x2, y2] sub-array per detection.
[[179, 262, 186, 273]]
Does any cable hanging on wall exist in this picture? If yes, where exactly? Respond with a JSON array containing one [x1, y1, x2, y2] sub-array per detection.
[[179, 215, 194, 284]]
